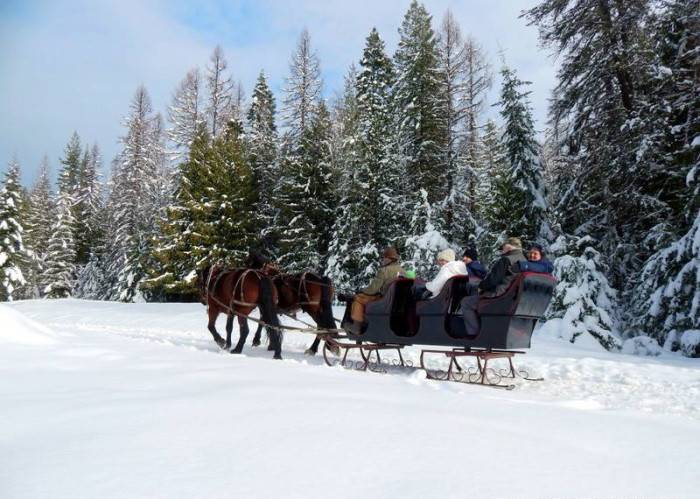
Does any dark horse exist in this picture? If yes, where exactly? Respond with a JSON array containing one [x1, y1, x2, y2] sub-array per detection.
[[197, 265, 283, 359], [251, 268, 336, 356]]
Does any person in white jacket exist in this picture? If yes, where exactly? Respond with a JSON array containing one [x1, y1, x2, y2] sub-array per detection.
[[418, 248, 468, 299]]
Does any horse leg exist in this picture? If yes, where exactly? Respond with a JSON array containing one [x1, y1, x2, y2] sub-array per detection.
[[231, 315, 250, 354], [252, 323, 264, 347], [305, 335, 321, 356], [207, 308, 226, 349], [225, 315, 234, 350]]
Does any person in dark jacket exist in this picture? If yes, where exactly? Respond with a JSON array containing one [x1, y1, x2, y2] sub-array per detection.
[[461, 247, 487, 279], [460, 237, 528, 336], [522, 243, 554, 274]]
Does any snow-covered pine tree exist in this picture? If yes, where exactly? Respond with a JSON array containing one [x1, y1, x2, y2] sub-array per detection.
[[404, 188, 452, 278], [437, 10, 490, 246], [104, 86, 164, 302], [275, 29, 329, 271], [168, 68, 205, 158], [473, 120, 508, 263], [327, 66, 368, 289], [206, 46, 233, 138], [282, 28, 322, 143], [544, 235, 621, 350], [629, 209, 700, 356], [247, 70, 278, 251], [58, 132, 82, 200], [524, 0, 654, 284], [145, 125, 212, 300], [275, 104, 333, 272], [74, 144, 103, 265], [393, 1, 448, 210], [204, 120, 259, 264], [23, 156, 55, 298], [356, 28, 403, 251], [43, 187, 76, 298], [491, 64, 546, 245], [0, 160, 28, 301]]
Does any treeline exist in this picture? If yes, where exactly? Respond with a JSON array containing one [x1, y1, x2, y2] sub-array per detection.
[[0, 0, 697, 356]]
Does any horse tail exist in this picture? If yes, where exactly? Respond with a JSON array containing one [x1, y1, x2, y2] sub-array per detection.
[[319, 276, 336, 330], [259, 275, 282, 346]]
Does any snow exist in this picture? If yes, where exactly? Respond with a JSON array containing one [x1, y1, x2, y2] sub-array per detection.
[[2, 299, 699, 499]]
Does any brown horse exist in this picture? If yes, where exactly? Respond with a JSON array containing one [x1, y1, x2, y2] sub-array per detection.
[[197, 265, 283, 359], [251, 269, 336, 356]]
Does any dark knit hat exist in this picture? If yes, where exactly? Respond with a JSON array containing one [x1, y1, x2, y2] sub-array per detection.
[[462, 247, 479, 261]]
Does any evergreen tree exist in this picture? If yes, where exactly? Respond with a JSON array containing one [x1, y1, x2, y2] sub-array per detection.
[[147, 126, 213, 299], [23, 156, 55, 297], [275, 29, 331, 271], [168, 68, 205, 157], [524, 0, 654, 281], [473, 120, 508, 262], [0, 160, 28, 301], [206, 46, 233, 138], [393, 1, 448, 207], [74, 144, 103, 265], [58, 132, 82, 198], [327, 66, 369, 289], [43, 188, 76, 298], [546, 235, 621, 350], [492, 64, 546, 244], [247, 70, 278, 251], [103, 86, 166, 301], [282, 29, 322, 142], [437, 10, 485, 245], [629, 209, 700, 356]]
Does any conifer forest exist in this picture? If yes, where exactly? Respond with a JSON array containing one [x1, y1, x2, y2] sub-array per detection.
[[1, 0, 698, 356]]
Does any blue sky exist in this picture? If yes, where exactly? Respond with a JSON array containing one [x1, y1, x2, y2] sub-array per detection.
[[0, 0, 557, 185]]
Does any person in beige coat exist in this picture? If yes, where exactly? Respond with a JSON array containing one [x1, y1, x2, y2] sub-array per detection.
[[348, 247, 405, 323]]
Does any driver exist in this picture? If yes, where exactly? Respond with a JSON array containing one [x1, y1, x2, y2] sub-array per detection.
[[345, 247, 405, 325]]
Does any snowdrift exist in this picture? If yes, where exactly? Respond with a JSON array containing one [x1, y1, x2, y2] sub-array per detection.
[[0, 303, 58, 345]]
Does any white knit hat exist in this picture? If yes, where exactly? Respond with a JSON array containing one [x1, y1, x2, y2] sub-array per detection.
[[436, 248, 456, 262]]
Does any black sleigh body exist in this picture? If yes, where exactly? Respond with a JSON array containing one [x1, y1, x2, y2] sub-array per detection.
[[350, 272, 557, 350]]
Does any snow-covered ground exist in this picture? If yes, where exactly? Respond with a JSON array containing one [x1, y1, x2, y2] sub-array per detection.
[[2, 299, 699, 499]]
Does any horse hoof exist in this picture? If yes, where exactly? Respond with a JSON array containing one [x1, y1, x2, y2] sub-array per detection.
[[267, 345, 275, 351], [304, 348, 317, 356], [252, 340, 261, 347], [231, 347, 243, 354], [215, 339, 226, 349], [273, 353, 283, 360]]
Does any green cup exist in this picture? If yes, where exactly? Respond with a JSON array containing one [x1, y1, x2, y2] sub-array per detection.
[[404, 269, 416, 279]]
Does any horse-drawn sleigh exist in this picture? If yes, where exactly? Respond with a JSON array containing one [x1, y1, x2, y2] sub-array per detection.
[[197, 264, 556, 389]]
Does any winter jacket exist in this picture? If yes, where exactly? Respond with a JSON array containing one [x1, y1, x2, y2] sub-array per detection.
[[467, 260, 487, 279], [425, 260, 468, 296], [478, 249, 527, 298], [518, 259, 554, 274], [361, 261, 406, 296]]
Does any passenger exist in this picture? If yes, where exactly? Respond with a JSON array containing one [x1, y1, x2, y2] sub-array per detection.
[[414, 249, 467, 300], [461, 247, 487, 279], [522, 243, 554, 274], [348, 247, 405, 324], [460, 237, 528, 336]]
